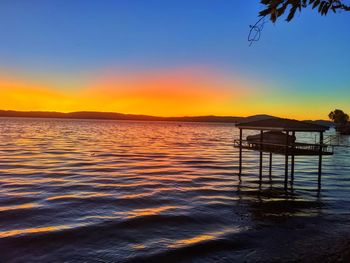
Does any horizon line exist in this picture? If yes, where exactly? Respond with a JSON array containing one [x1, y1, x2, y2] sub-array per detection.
[[0, 109, 332, 122]]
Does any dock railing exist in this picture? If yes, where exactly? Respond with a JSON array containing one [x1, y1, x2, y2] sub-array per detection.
[[233, 139, 334, 155], [324, 135, 350, 147]]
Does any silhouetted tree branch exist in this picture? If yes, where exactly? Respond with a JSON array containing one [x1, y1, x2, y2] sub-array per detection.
[[249, 1, 349, 45], [248, 17, 266, 46], [260, 0, 350, 23]]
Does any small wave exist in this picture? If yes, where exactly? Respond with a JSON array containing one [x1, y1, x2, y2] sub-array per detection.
[[0, 203, 42, 213], [125, 228, 250, 263]]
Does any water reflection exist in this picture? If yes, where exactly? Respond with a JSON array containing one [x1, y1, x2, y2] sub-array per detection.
[[0, 118, 349, 262]]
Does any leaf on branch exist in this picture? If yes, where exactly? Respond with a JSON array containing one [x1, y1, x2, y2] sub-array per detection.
[[259, 0, 350, 22]]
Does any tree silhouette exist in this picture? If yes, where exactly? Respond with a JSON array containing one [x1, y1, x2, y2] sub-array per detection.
[[328, 109, 349, 126], [249, 1, 350, 45], [260, 0, 350, 22]]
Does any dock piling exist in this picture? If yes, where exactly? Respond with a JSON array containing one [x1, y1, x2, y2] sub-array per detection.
[[259, 130, 263, 181], [269, 152, 272, 180], [239, 128, 242, 176], [291, 131, 295, 184], [284, 131, 289, 190], [318, 131, 324, 189]]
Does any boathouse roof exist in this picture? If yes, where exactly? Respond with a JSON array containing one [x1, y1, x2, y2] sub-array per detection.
[[236, 117, 329, 132]]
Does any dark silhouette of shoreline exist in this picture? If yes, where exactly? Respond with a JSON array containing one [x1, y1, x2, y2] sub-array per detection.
[[0, 110, 333, 126]]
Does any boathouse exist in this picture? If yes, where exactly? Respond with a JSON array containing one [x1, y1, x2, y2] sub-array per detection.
[[234, 118, 333, 190]]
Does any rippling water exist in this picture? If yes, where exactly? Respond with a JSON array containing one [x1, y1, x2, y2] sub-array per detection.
[[1, 118, 350, 263]]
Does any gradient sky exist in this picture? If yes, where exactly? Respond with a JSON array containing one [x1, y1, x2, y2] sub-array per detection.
[[0, 0, 349, 119]]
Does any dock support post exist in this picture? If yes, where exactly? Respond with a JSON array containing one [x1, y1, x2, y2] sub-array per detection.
[[318, 131, 324, 190], [269, 152, 272, 180], [239, 128, 242, 176], [291, 131, 295, 184], [259, 130, 263, 182], [284, 131, 289, 190]]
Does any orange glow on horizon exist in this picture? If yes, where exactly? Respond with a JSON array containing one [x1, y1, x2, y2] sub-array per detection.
[[79, 68, 254, 116], [0, 68, 257, 117], [0, 68, 336, 119]]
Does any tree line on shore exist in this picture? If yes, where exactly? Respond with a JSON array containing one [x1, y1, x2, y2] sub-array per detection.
[[329, 109, 350, 134]]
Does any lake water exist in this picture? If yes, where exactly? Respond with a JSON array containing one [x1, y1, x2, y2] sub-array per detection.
[[0, 118, 350, 262]]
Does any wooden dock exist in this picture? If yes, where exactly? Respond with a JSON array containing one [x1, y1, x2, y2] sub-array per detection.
[[234, 140, 333, 156], [234, 117, 333, 190]]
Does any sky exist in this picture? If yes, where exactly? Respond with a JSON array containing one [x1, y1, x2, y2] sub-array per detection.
[[0, 0, 349, 119]]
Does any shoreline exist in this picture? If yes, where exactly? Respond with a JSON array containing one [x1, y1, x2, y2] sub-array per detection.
[[0, 110, 333, 126]]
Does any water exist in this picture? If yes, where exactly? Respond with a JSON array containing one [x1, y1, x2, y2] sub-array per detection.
[[0, 118, 350, 262]]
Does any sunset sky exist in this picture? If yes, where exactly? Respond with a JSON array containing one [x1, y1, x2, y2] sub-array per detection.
[[0, 0, 349, 119]]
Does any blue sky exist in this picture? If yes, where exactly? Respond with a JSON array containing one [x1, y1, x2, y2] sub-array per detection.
[[0, 0, 349, 118]]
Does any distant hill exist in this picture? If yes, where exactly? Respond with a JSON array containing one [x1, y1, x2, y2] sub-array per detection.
[[304, 119, 334, 127], [240, 115, 333, 128], [0, 110, 243, 123], [0, 110, 331, 125], [238, 114, 276, 123]]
